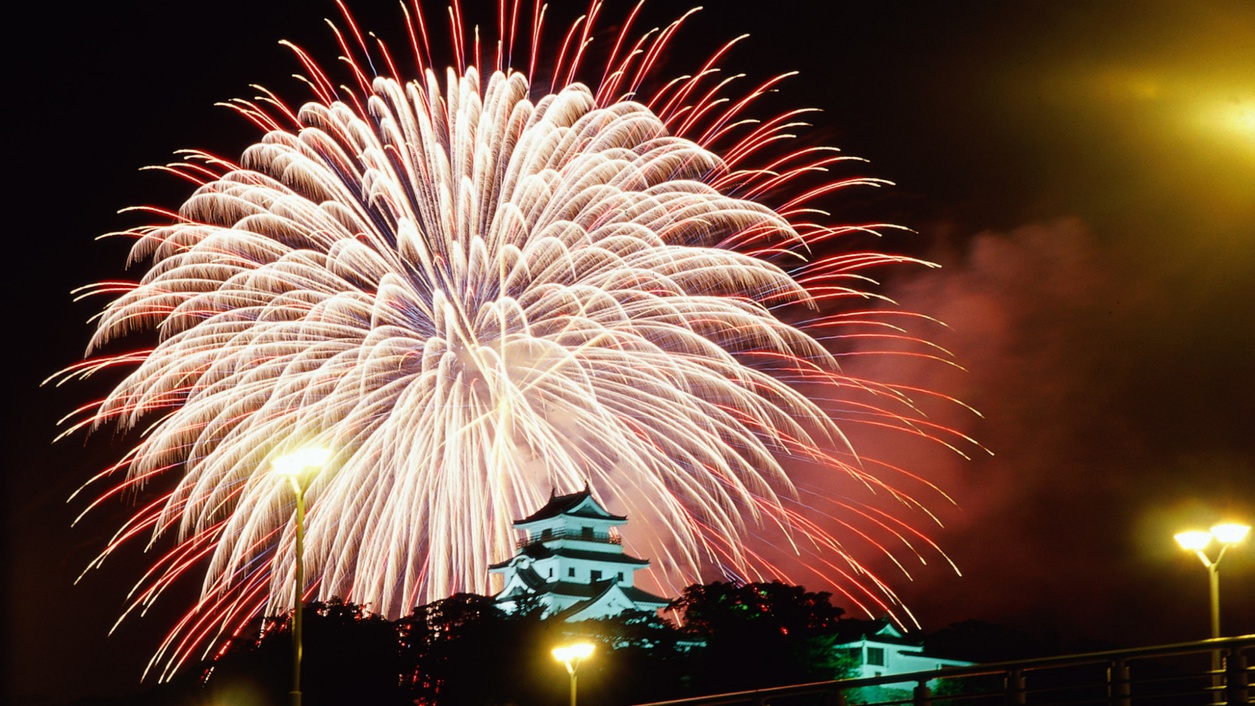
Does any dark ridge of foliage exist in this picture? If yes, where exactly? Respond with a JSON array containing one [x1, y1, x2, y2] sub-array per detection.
[[159, 582, 861, 705], [669, 581, 855, 693]]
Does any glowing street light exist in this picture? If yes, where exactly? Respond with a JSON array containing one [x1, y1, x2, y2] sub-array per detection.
[[1175, 520, 1249, 701], [273, 447, 332, 706], [552, 642, 594, 706], [1174, 522, 1251, 639]]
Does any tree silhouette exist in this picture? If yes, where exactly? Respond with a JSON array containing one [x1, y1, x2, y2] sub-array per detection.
[[670, 581, 854, 694], [398, 596, 691, 705], [176, 582, 857, 705], [397, 592, 566, 705], [205, 598, 409, 706]]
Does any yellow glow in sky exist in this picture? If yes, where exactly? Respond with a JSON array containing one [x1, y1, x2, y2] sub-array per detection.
[[985, 0, 1255, 255], [1198, 96, 1255, 145]]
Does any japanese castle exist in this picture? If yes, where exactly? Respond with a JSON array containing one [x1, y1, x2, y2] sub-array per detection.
[[490, 487, 670, 621]]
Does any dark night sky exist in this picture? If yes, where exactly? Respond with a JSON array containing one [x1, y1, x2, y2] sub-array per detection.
[[5, 1, 1254, 703]]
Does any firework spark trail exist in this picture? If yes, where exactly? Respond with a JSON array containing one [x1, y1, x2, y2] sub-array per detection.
[[51, 0, 978, 678]]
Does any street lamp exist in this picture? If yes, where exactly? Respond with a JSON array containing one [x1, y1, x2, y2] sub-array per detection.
[[273, 447, 331, 706], [552, 642, 594, 706], [1175, 522, 1251, 639], [1175, 520, 1250, 700]]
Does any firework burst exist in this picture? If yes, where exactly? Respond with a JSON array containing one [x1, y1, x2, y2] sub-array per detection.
[[53, 0, 974, 678]]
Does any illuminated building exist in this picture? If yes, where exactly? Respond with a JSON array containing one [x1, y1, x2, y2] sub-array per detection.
[[490, 488, 670, 620], [834, 618, 973, 690]]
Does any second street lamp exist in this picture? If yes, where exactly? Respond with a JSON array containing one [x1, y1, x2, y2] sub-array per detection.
[[1174, 522, 1251, 640], [1174, 520, 1250, 702], [273, 447, 332, 706]]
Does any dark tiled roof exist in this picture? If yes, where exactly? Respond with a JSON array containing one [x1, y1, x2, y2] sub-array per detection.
[[523, 543, 649, 566], [618, 584, 671, 606], [545, 581, 672, 621], [515, 488, 627, 524], [488, 541, 649, 571], [503, 565, 549, 591]]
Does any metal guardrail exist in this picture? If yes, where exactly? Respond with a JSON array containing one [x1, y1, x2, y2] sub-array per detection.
[[633, 634, 1254, 706]]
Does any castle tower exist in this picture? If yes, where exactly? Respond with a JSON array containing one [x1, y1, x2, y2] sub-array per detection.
[[489, 487, 670, 621]]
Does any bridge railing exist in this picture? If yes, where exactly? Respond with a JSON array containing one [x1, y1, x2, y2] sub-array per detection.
[[632, 634, 1253, 706]]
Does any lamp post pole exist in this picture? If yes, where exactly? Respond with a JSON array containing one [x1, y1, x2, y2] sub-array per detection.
[[289, 474, 306, 706], [1206, 558, 1220, 642], [273, 447, 331, 706]]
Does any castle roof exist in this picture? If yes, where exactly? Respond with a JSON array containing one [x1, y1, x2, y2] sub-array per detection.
[[515, 487, 626, 525], [488, 543, 650, 571], [497, 577, 670, 611]]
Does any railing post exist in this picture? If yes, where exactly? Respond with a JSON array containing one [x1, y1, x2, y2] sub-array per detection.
[[1006, 668, 1026, 706], [1107, 658, 1130, 706], [912, 682, 931, 706], [828, 687, 848, 706], [1224, 648, 1248, 706]]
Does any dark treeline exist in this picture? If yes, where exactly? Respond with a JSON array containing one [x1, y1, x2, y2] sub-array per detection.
[[113, 581, 860, 706], [83, 581, 1070, 705]]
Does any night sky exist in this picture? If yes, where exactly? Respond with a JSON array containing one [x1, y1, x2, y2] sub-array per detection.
[[5, 1, 1254, 703]]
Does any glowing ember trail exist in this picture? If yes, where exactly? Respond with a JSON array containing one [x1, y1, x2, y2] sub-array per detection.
[[52, 0, 975, 678]]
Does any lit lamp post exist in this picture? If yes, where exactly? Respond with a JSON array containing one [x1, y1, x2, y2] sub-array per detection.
[[552, 642, 594, 706], [273, 447, 332, 706], [1174, 521, 1250, 699]]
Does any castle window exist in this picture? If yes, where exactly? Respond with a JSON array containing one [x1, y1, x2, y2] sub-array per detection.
[[541, 528, 552, 540], [867, 647, 885, 666], [568, 567, 576, 578], [591, 570, 602, 581], [581, 526, 593, 539]]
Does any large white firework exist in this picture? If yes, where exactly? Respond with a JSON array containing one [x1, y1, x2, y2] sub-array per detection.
[[56, 1, 969, 677]]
